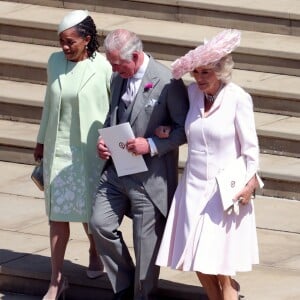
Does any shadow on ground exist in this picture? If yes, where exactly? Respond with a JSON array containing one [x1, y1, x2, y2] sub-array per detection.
[[0, 249, 207, 300]]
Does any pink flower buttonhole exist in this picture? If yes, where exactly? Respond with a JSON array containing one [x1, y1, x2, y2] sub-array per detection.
[[144, 82, 154, 91]]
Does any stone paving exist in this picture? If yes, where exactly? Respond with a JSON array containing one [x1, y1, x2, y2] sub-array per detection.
[[0, 161, 300, 299]]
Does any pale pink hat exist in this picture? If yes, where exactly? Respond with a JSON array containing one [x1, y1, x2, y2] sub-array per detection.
[[171, 29, 241, 79]]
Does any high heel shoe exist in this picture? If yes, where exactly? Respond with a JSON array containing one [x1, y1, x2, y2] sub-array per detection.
[[56, 277, 69, 300], [42, 277, 69, 300], [86, 269, 105, 279], [232, 279, 244, 299]]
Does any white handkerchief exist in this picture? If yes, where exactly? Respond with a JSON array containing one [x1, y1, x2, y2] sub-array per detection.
[[145, 98, 158, 108]]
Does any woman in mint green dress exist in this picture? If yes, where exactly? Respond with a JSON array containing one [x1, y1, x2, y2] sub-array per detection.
[[33, 10, 112, 299]]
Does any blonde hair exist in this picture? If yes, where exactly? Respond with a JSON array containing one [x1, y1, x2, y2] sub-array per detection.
[[213, 55, 234, 84]]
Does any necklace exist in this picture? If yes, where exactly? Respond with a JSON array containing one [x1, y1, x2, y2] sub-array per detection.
[[204, 94, 214, 113], [204, 83, 225, 104], [204, 83, 225, 112], [205, 94, 215, 103]]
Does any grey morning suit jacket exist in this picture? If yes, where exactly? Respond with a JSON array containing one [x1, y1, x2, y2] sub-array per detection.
[[103, 55, 189, 217]]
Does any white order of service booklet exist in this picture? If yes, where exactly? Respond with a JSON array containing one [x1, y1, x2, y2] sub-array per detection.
[[99, 122, 148, 177], [216, 156, 247, 212], [216, 156, 264, 214]]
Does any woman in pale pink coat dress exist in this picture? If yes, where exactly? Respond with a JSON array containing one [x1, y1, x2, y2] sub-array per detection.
[[156, 30, 263, 300]]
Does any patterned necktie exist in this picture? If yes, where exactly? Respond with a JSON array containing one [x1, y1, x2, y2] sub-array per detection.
[[122, 78, 137, 107]]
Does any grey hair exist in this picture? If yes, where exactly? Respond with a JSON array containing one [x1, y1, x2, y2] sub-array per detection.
[[213, 55, 234, 84], [104, 29, 143, 61]]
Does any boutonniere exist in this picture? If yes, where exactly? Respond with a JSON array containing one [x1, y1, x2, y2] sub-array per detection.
[[144, 82, 154, 92]]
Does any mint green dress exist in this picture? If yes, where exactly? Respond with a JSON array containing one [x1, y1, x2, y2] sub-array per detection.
[[50, 60, 88, 221], [37, 51, 112, 222]]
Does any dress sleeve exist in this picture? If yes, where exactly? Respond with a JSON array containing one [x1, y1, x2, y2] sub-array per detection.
[[37, 54, 53, 144], [234, 88, 260, 183]]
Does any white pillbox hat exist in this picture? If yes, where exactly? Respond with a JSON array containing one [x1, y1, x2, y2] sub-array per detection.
[[58, 10, 89, 34]]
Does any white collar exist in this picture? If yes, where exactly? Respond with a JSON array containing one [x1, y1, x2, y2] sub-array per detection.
[[133, 52, 149, 79]]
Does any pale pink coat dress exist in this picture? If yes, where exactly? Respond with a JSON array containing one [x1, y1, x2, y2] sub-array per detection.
[[156, 82, 260, 275]]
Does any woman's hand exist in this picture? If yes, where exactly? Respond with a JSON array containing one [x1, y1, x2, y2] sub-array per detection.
[[234, 175, 258, 205], [97, 138, 111, 160], [154, 126, 171, 139], [34, 143, 44, 161]]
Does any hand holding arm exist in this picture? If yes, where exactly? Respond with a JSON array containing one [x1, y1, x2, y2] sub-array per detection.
[[154, 126, 171, 139]]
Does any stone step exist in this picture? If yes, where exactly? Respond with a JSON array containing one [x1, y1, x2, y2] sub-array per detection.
[[2, 226, 300, 300], [2, 0, 300, 36], [0, 160, 299, 299], [255, 113, 300, 158], [1, 77, 300, 157], [0, 119, 299, 200], [1, 2, 300, 76], [0, 80, 44, 124], [1, 40, 300, 117], [1, 1, 299, 299], [0, 292, 40, 300]]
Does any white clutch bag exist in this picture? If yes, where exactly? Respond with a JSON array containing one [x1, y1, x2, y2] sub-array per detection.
[[216, 156, 247, 212]]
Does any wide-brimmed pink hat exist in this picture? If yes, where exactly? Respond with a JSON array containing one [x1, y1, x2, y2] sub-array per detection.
[[171, 29, 241, 79]]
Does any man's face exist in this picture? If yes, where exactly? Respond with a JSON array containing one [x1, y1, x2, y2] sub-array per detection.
[[106, 50, 137, 78]]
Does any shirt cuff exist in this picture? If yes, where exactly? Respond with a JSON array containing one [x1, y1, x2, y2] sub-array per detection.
[[147, 138, 158, 157]]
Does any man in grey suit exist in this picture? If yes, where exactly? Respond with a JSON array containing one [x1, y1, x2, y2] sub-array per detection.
[[89, 29, 189, 300]]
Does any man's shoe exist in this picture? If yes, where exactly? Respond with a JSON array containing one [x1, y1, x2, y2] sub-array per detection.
[[86, 269, 105, 279], [113, 286, 134, 300]]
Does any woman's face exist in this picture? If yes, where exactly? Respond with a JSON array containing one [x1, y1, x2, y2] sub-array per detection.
[[59, 27, 90, 62], [191, 66, 221, 95]]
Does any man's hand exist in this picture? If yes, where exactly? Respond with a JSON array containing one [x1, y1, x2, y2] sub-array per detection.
[[97, 138, 111, 160], [126, 138, 150, 156]]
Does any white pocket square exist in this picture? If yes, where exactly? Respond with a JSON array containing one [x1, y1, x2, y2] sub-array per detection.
[[145, 98, 158, 108]]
